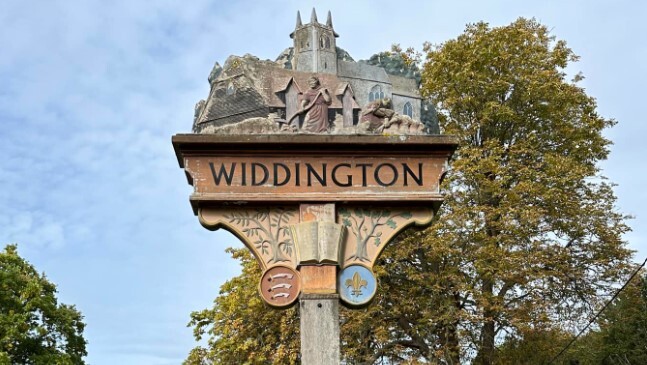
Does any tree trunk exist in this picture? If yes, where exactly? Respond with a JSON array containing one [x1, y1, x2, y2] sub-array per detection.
[[438, 319, 461, 364], [477, 279, 496, 365], [447, 293, 462, 364]]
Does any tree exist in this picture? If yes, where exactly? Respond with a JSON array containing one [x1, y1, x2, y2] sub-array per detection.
[[494, 327, 574, 364], [184, 248, 300, 365], [186, 18, 633, 364], [594, 270, 647, 364], [495, 270, 647, 364], [420, 18, 632, 364], [0, 245, 87, 364]]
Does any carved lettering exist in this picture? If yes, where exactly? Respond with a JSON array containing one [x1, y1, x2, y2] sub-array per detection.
[[274, 163, 291, 186], [251, 163, 269, 186], [295, 163, 301, 187], [374, 163, 398, 187], [403, 163, 423, 186], [209, 162, 236, 186], [206, 161, 431, 190], [331, 163, 352, 187], [356, 163, 372, 187], [241, 162, 247, 186], [306, 163, 327, 186]]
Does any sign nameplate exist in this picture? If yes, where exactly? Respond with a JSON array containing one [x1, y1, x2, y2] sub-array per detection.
[[173, 134, 456, 208]]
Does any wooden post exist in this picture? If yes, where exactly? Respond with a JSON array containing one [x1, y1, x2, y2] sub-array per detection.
[[300, 293, 340, 364], [298, 204, 340, 365]]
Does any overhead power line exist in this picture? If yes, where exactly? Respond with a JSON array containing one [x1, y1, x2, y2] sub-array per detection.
[[548, 257, 647, 364]]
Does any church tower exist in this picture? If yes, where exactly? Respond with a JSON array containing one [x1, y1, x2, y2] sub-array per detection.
[[290, 9, 339, 74]]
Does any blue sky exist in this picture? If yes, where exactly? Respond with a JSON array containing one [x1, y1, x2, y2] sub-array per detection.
[[1, 1, 645, 364]]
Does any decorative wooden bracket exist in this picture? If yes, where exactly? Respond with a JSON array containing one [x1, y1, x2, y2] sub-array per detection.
[[199, 206, 300, 270], [198, 204, 434, 270]]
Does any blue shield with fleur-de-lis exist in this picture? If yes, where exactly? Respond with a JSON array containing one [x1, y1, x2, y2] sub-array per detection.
[[338, 264, 377, 306]]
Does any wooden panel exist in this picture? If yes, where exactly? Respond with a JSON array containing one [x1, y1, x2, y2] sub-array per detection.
[[185, 155, 445, 201], [173, 134, 458, 210], [300, 204, 335, 223], [300, 265, 337, 294]]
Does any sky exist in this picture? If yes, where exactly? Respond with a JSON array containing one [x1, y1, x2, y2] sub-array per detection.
[[1, 0, 646, 364]]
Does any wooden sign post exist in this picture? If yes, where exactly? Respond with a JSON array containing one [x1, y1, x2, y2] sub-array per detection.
[[173, 134, 457, 363]]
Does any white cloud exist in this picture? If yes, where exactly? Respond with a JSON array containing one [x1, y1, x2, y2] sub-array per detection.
[[1, 211, 66, 249]]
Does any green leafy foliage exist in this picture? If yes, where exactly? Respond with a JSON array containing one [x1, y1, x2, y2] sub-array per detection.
[[0, 245, 87, 364], [494, 328, 574, 364], [496, 271, 647, 364], [586, 270, 647, 364], [184, 248, 299, 365]]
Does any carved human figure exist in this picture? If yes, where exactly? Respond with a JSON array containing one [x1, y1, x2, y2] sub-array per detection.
[[359, 97, 395, 131], [301, 76, 332, 133]]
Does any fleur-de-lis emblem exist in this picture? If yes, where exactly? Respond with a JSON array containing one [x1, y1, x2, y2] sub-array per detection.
[[345, 271, 367, 297]]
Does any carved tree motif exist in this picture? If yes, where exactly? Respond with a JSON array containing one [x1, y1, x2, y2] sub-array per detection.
[[224, 208, 295, 264], [339, 208, 412, 262]]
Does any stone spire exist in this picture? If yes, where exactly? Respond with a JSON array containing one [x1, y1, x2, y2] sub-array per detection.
[[292, 9, 338, 74], [296, 10, 302, 27], [310, 8, 318, 24]]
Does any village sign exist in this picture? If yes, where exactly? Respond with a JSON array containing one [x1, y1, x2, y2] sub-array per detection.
[[173, 8, 457, 364]]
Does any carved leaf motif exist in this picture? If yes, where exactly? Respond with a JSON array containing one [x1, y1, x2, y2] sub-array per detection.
[[281, 241, 293, 256], [256, 211, 269, 222], [225, 208, 297, 264], [343, 208, 423, 262]]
